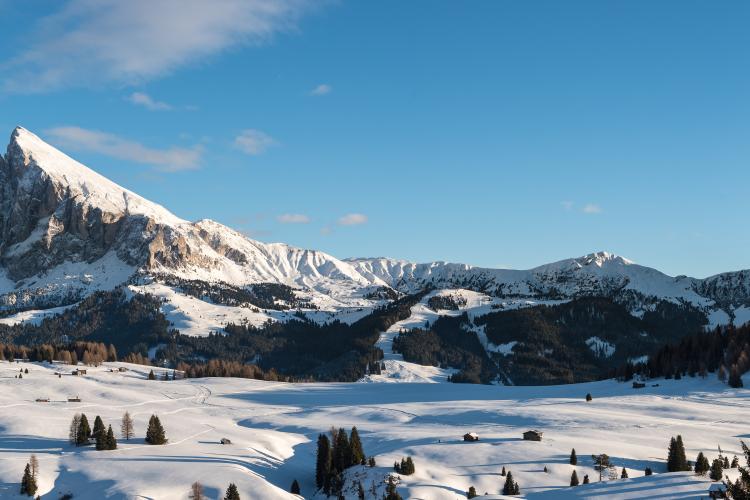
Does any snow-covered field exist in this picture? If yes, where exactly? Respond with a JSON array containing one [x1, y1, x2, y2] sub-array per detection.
[[0, 360, 747, 499]]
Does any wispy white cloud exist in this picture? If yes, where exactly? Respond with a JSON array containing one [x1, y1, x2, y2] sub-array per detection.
[[234, 129, 276, 155], [1, 0, 321, 92], [582, 203, 602, 214], [277, 213, 310, 224], [338, 213, 368, 226], [309, 83, 332, 96], [127, 92, 172, 111], [44, 126, 202, 172]]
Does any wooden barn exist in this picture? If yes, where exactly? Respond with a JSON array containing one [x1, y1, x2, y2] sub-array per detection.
[[523, 430, 543, 441], [463, 432, 479, 442]]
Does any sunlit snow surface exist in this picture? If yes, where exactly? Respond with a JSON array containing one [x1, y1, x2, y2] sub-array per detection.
[[0, 360, 746, 499]]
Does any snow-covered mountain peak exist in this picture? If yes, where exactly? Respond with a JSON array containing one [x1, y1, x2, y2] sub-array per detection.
[[7, 127, 184, 225]]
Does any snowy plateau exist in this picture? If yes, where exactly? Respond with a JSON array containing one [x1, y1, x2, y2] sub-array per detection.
[[0, 127, 749, 499]]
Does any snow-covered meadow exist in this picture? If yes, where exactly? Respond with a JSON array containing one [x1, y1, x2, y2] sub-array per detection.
[[0, 359, 746, 499]]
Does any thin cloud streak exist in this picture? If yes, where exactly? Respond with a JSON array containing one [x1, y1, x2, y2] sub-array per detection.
[[582, 203, 602, 214], [44, 126, 202, 172], [234, 129, 276, 155], [310, 83, 332, 95], [277, 214, 310, 224], [338, 213, 367, 226], [128, 92, 172, 111]]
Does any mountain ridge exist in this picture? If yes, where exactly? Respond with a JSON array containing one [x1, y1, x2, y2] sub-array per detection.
[[0, 126, 748, 336]]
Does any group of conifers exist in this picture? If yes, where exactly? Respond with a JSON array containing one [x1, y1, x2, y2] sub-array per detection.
[[68, 411, 166, 448]]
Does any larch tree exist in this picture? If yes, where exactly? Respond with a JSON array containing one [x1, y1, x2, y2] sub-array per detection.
[[189, 481, 204, 500], [121, 411, 134, 441]]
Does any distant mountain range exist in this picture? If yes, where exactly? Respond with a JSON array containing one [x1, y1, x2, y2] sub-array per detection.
[[0, 127, 748, 383]]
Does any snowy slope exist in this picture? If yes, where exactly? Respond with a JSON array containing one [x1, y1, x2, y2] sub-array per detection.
[[0, 360, 746, 499]]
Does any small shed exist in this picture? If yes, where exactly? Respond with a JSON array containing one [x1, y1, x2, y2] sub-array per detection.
[[632, 381, 646, 389], [709, 483, 727, 499], [68, 396, 82, 402], [463, 433, 479, 442], [220, 438, 232, 445], [72, 369, 87, 376], [35, 398, 50, 403], [118, 367, 128, 372], [523, 430, 543, 441]]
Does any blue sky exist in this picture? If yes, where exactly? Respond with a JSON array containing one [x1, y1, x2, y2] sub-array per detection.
[[0, 1, 747, 278]]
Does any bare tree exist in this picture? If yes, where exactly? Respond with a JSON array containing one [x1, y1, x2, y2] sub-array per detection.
[[121, 411, 134, 441], [591, 454, 613, 482], [29, 454, 39, 481], [189, 481, 204, 500]]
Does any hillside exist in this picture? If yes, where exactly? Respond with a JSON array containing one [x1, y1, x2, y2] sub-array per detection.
[[0, 359, 746, 499]]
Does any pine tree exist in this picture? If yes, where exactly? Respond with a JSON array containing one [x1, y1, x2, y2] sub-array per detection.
[[467, 486, 478, 498], [501, 466, 506, 476], [503, 471, 517, 495], [290, 479, 300, 495], [368, 456, 376, 467], [732, 455, 740, 468], [145, 414, 167, 444], [357, 481, 365, 500], [725, 440, 750, 498], [20, 463, 37, 496], [77, 414, 91, 446], [583, 474, 590, 484], [93, 415, 105, 439], [69, 414, 81, 445], [695, 452, 710, 475], [724, 455, 731, 469], [106, 425, 117, 450], [621, 468, 628, 479], [644, 467, 653, 476], [586, 393, 593, 402], [96, 426, 107, 450], [315, 434, 332, 491], [148, 370, 156, 380], [570, 448, 577, 465], [349, 426, 365, 465], [224, 483, 241, 500], [333, 427, 351, 472], [570, 470, 579, 486], [667, 436, 689, 472], [710, 458, 724, 481], [121, 411, 134, 440], [189, 481, 204, 500]]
